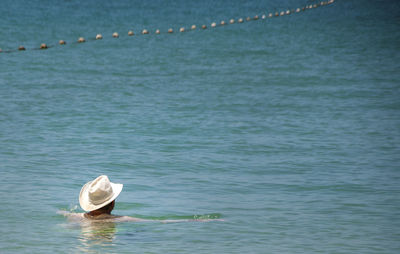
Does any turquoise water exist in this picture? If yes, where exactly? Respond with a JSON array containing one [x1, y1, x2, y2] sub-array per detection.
[[1, 0, 400, 253]]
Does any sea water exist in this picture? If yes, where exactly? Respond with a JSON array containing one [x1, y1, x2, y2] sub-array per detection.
[[0, 0, 399, 253]]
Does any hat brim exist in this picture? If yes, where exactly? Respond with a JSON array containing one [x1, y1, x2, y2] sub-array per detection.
[[79, 181, 123, 212]]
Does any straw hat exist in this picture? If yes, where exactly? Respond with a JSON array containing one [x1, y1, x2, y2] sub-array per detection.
[[79, 175, 123, 212]]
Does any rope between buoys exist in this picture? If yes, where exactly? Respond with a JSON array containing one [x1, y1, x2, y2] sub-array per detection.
[[0, 0, 335, 54]]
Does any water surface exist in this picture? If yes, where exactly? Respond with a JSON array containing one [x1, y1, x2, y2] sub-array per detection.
[[1, 0, 399, 253]]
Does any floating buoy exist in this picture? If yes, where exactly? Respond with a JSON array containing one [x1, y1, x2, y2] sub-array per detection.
[[313, 4, 317, 8], [280, 11, 285, 16], [229, 19, 235, 24], [296, 8, 301, 12], [168, 28, 173, 33], [254, 15, 259, 20], [268, 13, 273, 18], [142, 29, 149, 34], [96, 34, 103, 40], [286, 10, 291, 15], [261, 14, 266, 19], [128, 30, 134, 36], [155, 29, 160, 34], [275, 12, 279, 16], [220, 20, 225, 26], [40, 43, 47, 49], [179, 27, 185, 32], [59, 40, 66, 45], [78, 37, 85, 43], [201, 25, 207, 29], [246, 17, 251, 21], [302, 7, 306, 11], [191, 25, 196, 30], [18, 46, 25, 51], [309, 5, 313, 9], [112, 32, 119, 38], [211, 22, 216, 28], [238, 18, 244, 23]]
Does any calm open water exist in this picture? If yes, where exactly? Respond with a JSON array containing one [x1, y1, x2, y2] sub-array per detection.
[[1, 0, 399, 253]]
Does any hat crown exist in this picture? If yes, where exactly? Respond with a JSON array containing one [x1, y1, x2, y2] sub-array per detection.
[[88, 175, 114, 205]]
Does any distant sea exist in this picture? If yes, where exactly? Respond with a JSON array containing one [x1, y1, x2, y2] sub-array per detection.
[[1, 0, 399, 253]]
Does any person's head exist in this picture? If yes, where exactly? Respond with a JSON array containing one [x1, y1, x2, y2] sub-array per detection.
[[79, 175, 123, 215], [90, 200, 115, 215]]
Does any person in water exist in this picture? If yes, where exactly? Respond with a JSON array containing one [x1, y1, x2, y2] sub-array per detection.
[[58, 175, 142, 222], [60, 175, 222, 223], [79, 175, 125, 220]]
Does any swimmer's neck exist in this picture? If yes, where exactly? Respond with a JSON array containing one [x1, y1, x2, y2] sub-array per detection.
[[86, 210, 112, 217], [86, 200, 115, 217]]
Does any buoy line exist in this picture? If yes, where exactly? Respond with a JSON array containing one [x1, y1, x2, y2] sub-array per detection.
[[0, 0, 334, 54]]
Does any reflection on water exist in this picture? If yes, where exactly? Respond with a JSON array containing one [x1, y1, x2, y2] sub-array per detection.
[[58, 211, 224, 253], [77, 220, 117, 252]]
